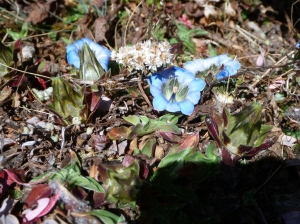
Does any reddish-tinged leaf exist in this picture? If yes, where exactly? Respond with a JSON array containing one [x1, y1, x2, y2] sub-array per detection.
[[90, 134, 109, 152], [86, 92, 102, 112], [71, 186, 88, 200], [3, 169, 27, 185], [206, 116, 222, 148], [4, 169, 52, 187], [37, 193, 60, 218], [36, 77, 46, 89], [97, 165, 108, 183], [222, 131, 231, 146], [177, 133, 199, 152], [222, 109, 228, 127], [139, 162, 149, 179], [25, 184, 52, 207], [107, 126, 131, 140], [22, 198, 50, 222], [122, 154, 135, 167], [12, 74, 26, 87], [0, 171, 10, 196], [14, 39, 22, 51], [221, 147, 237, 166], [158, 131, 182, 143], [93, 192, 105, 208], [241, 140, 275, 157]]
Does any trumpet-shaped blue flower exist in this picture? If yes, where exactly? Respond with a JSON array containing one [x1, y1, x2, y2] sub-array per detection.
[[148, 67, 206, 115], [183, 54, 240, 80], [66, 38, 111, 72]]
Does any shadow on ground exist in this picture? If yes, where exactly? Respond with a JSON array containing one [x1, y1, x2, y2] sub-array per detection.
[[135, 155, 300, 224]]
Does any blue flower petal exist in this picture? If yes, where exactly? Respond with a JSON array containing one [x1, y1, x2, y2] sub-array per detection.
[[216, 60, 241, 80], [67, 51, 81, 69], [74, 38, 92, 50], [148, 73, 164, 88], [166, 102, 180, 113], [188, 78, 206, 92], [216, 70, 230, 80], [171, 67, 195, 84], [66, 38, 111, 71], [225, 60, 241, 74], [216, 54, 232, 66], [184, 58, 206, 74], [149, 66, 207, 115], [178, 100, 195, 115], [186, 92, 200, 104], [150, 85, 163, 97], [153, 93, 168, 111], [89, 42, 111, 72], [183, 54, 235, 75]]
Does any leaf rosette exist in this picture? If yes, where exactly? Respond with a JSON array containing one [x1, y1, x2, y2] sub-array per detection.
[[206, 102, 273, 165]]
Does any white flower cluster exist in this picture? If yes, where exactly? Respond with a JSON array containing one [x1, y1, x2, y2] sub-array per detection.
[[111, 40, 173, 71]]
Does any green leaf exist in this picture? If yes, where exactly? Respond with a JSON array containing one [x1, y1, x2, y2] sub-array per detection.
[[158, 113, 181, 124], [61, 37, 72, 45], [141, 138, 156, 158], [184, 151, 207, 163], [88, 210, 121, 224], [123, 115, 140, 125], [208, 43, 217, 57], [68, 173, 105, 192], [47, 77, 87, 125], [6, 22, 28, 41], [254, 125, 273, 147], [205, 143, 218, 161], [79, 43, 105, 81], [158, 147, 193, 169], [176, 23, 208, 54], [139, 116, 150, 124], [151, 23, 166, 40], [104, 160, 142, 206], [274, 92, 285, 102], [0, 42, 13, 75]]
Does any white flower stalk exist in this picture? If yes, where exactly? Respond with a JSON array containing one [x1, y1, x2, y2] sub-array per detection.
[[111, 40, 173, 71]]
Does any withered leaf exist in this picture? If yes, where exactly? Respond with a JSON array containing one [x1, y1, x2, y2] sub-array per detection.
[[94, 17, 108, 42], [25, 2, 51, 24]]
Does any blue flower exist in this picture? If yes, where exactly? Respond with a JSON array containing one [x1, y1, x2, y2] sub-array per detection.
[[66, 38, 111, 72], [215, 60, 241, 80], [148, 67, 206, 115], [183, 54, 240, 80]]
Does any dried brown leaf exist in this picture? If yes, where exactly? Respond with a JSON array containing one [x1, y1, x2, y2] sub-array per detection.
[[94, 17, 108, 42], [25, 2, 51, 24], [154, 145, 164, 160]]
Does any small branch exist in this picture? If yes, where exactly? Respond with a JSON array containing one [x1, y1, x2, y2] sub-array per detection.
[[138, 73, 152, 109]]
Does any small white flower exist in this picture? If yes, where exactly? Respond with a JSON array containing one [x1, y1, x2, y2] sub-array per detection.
[[111, 40, 173, 71], [32, 87, 53, 101]]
